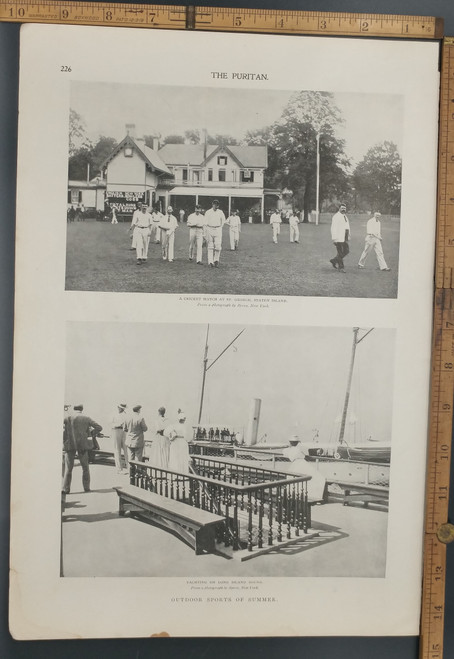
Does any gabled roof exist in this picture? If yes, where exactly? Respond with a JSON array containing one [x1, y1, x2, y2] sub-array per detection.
[[100, 136, 172, 175], [158, 143, 267, 169]]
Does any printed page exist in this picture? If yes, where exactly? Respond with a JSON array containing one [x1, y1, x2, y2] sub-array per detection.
[[10, 23, 439, 638]]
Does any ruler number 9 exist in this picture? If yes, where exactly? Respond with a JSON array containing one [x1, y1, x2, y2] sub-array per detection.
[[62, 9, 69, 19]]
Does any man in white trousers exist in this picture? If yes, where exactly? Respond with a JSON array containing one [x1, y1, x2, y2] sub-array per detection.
[[111, 403, 128, 474], [226, 209, 241, 250], [269, 208, 282, 244], [160, 206, 178, 262], [187, 204, 206, 264], [150, 206, 164, 244], [358, 211, 391, 272], [129, 203, 153, 264], [204, 199, 226, 267], [289, 210, 300, 243]]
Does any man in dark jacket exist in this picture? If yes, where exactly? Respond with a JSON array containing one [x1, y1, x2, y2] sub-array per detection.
[[62, 404, 102, 494]]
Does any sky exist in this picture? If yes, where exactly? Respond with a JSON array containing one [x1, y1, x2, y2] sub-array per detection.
[[70, 81, 403, 167], [65, 323, 395, 447]]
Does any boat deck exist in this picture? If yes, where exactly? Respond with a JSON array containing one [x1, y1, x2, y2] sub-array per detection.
[[61, 461, 388, 578]]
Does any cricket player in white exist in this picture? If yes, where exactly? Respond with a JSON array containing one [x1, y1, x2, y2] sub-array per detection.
[[129, 203, 153, 264], [270, 209, 282, 243], [187, 204, 206, 264], [289, 210, 300, 243], [226, 209, 241, 250], [204, 199, 226, 267], [150, 207, 164, 244], [160, 206, 178, 262], [358, 211, 391, 271]]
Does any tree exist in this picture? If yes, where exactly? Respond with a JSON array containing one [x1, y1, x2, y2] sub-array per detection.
[[207, 133, 238, 146], [68, 135, 117, 180], [184, 129, 201, 144], [162, 134, 185, 144], [352, 141, 402, 214], [268, 91, 350, 220], [68, 109, 90, 157]]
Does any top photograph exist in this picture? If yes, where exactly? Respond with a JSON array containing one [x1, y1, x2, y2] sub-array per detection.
[[65, 81, 402, 298]]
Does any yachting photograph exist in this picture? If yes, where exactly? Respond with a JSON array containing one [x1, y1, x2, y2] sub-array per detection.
[[66, 81, 402, 298], [62, 323, 394, 577]]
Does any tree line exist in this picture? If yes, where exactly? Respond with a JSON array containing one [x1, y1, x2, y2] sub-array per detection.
[[68, 91, 402, 218]]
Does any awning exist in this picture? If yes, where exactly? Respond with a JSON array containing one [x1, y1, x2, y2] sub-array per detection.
[[168, 186, 264, 198]]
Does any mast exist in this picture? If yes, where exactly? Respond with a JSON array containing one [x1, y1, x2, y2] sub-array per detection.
[[197, 325, 210, 425], [338, 327, 374, 445], [338, 327, 359, 445]]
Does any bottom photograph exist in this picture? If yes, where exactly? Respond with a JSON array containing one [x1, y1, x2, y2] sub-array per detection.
[[62, 322, 395, 578]]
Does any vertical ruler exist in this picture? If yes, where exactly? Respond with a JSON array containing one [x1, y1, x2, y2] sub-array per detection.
[[420, 37, 454, 659]]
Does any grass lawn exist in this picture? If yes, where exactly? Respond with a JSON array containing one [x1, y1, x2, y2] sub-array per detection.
[[65, 215, 399, 298]]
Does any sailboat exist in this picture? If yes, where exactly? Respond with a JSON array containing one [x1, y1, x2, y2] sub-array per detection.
[[301, 328, 391, 465]]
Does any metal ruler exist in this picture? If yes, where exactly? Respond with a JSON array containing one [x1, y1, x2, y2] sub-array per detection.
[[420, 36, 454, 659], [0, 1, 444, 38], [0, 2, 451, 657]]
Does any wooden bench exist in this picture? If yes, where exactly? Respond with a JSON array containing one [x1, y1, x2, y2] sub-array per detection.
[[113, 485, 225, 555], [329, 480, 389, 508]]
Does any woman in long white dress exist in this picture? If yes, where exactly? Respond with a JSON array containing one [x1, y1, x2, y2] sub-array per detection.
[[166, 412, 190, 474], [148, 406, 169, 469]]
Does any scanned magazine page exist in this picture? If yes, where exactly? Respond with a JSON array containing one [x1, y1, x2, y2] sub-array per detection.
[[10, 24, 439, 638]]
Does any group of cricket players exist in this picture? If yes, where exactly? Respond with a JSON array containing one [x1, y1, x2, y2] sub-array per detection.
[[126, 198, 391, 273], [128, 199, 241, 268]]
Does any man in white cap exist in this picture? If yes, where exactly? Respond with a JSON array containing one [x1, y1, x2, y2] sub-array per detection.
[[165, 410, 190, 473], [150, 205, 164, 244], [289, 209, 300, 244], [111, 403, 128, 474], [187, 204, 206, 264], [269, 208, 282, 244], [330, 203, 351, 273], [124, 405, 148, 462], [129, 202, 153, 265], [204, 199, 226, 267], [160, 206, 179, 262], [226, 209, 241, 251], [357, 211, 391, 272]]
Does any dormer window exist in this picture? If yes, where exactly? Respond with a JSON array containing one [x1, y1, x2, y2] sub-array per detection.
[[124, 147, 133, 157], [217, 156, 227, 166]]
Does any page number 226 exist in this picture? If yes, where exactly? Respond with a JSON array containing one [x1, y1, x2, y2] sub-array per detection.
[[61, 66, 72, 72]]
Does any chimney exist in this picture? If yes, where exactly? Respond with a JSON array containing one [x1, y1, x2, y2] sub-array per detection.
[[125, 123, 136, 138], [245, 398, 261, 446], [152, 136, 160, 151]]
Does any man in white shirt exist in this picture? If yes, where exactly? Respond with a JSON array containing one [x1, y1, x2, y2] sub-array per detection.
[[330, 203, 351, 273], [111, 403, 128, 474], [358, 211, 391, 271], [289, 210, 300, 244], [269, 208, 282, 244], [129, 203, 153, 264], [204, 199, 226, 267], [226, 209, 241, 251], [187, 204, 206, 264], [159, 206, 178, 262], [150, 206, 164, 244]]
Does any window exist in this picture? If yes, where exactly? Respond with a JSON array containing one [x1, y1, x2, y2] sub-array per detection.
[[241, 170, 254, 183], [124, 147, 133, 157], [208, 169, 213, 182], [217, 156, 227, 166], [218, 169, 226, 182], [194, 170, 201, 183], [182, 168, 188, 181]]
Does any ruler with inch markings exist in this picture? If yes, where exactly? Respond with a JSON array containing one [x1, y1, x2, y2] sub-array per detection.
[[0, 3, 452, 657], [0, 1, 444, 38]]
